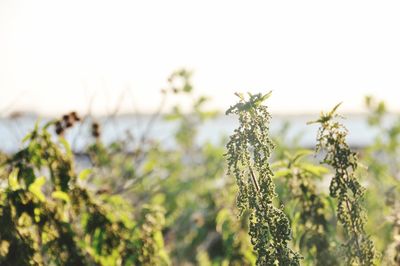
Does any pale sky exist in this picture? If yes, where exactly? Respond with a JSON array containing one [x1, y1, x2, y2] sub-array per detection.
[[1, 0, 400, 116]]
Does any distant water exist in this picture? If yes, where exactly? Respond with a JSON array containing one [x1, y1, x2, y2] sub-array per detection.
[[0, 114, 394, 153]]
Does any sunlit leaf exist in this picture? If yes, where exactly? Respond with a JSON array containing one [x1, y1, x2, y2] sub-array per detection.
[[52, 191, 70, 203], [28, 176, 46, 202], [78, 169, 92, 181], [301, 163, 329, 177], [22, 133, 32, 143], [8, 169, 20, 190], [274, 169, 292, 178], [0, 240, 10, 257]]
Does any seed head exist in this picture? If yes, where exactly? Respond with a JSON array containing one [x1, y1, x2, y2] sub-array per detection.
[[55, 121, 64, 136], [91, 122, 100, 138], [70, 111, 80, 122]]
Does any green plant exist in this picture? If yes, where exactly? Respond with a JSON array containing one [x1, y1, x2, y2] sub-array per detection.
[[5, 69, 400, 265], [274, 150, 338, 265], [0, 118, 170, 265], [310, 104, 376, 265], [225, 92, 301, 265], [74, 70, 255, 265], [159, 74, 254, 265], [364, 96, 400, 265]]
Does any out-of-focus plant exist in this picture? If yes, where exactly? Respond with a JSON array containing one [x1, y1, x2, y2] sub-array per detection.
[[273, 150, 338, 265], [164, 69, 218, 151], [81, 69, 255, 265], [272, 121, 304, 161], [363, 96, 400, 265], [225, 92, 301, 265], [157, 70, 255, 265], [0, 115, 170, 265], [309, 104, 376, 265]]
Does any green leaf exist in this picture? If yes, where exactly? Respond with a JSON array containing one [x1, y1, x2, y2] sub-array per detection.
[[271, 161, 287, 169], [78, 169, 92, 181], [328, 102, 342, 117], [301, 163, 329, 177], [274, 169, 292, 178], [0, 240, 10, 257], [59, 137, 72, 158], [22, 121, 40, 143], [164, 113, 182, 121], [199, 110, 218, 120], [194, 96, 209, 108], [216, 209, 230, 233], [291, 150, 313, 164], [52, 191, 70, 203], [22, 133, 32, 143], [8, 169, 20, 190], [183, 84, 192, 92], [29, 176, 46, 202]]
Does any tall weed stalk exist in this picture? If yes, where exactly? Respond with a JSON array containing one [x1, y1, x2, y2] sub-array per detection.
[[225, 92, 301, 265]]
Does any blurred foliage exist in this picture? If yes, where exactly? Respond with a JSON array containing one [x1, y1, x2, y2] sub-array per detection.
[[0, 121, 167, 265], [363, 96, 400, 265], [0, 71, 399, 265], [273, 150, 338, 266]]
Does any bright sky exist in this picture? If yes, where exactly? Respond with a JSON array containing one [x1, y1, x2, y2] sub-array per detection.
[[1, 0, 400, 116]]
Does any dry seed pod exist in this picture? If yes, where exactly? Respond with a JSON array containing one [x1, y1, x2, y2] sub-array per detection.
[[62, 114, 73, 128], [55, 121, 64, 135], [70, 111, 80, 122], [91, 122, 100, 138], [55, 112, 81, 135], [62, 114, 69, 121]]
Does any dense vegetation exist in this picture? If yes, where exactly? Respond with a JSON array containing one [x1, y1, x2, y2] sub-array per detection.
[[0, 70, 399, 265]]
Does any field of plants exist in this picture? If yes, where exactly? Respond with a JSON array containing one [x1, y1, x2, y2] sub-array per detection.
[[0, 71, 399, 265]]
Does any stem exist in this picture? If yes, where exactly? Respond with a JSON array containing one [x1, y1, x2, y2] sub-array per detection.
[[249, 166, 260, 193]]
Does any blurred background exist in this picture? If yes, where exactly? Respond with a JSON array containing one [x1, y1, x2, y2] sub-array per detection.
[[1, 0, 400, 114], [1, 0, 400, 152]]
